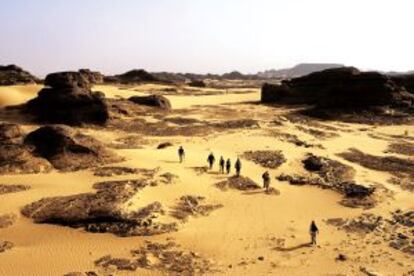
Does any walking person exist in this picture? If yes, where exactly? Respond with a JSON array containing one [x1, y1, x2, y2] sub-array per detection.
[[235, 158, 242, 176], [207, 153, 215, 170], [219, 156, 225, 174], [309, 220, 319, 246], [225, 159, 231, 174], [178, 146, 185, 163], [262, 171, 271, 192]]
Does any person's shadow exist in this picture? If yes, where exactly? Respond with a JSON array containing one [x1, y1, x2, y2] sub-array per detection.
[[273, 242, 312, 252], [242, 190, 265, 195], [161, 160, 181, 164]]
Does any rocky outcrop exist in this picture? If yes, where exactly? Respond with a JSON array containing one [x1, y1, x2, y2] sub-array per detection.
[[0, 65, 39, 85], [79, 69, 104, 84], [261, 67, 414, 108], [391, 74, 414, 95], [22, 172, 177, 236], [95, 241, 215, 274], [0, 123, 23, 144], [24, 125, 121, 171], [128, 95, 171, 109], [25, 71, 109, 125], [278, 154, 376, 208], [0, 184, 30, 195], [258, 63, 344, 79], [0, 125, 121, 174], [111, 69, 159, 84], [215, 176, 261, 191], [171, 195, 223, 221], [242, 150, 286, 169], [0, 124, 52, 174], [188, 80, 206, 88]]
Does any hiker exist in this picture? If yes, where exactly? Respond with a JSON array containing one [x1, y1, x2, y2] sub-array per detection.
[[235, 158, 241, 176], [219, 156, 225, 173], [178, 146, 185, 163], [226, 159, 231, 174], [207, 153, 215, 170], [309, 220, 319, 246], [262, 171, 271, 192]]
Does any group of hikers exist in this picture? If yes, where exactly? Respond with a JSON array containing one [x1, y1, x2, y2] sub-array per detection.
[[207, 152, 242, 176], [177, 146, 320, 246]]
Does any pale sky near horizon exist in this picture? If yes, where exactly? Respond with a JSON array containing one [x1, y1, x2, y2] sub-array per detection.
[[0, 0, 413, 77]]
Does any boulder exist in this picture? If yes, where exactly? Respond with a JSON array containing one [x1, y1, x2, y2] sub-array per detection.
[[25, 71, 109, 125], [0, 64, 39, 85], [261, 67, 414, 108], [128, 95, 171, 109], [302, 154, 325, 171], [44, 71, 91, 89], [24, 125, 121, 171]]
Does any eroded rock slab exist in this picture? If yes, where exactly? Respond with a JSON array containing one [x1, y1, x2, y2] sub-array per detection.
[[327, 210, 414, 256], [22, 174, 177, 237], [339, 148, 414, 192], [95, 241, 216, 274], [171, 195, 223, 221], [0, 241, 14, 253], [278, 154, 376, 208], [215, 176, 261, 191], [0, 184, 30, 195], [242, 150, 286, 169], [0, 214, 16, 228]]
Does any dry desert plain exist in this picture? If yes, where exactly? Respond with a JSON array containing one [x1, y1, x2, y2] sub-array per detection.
[[0, 83, 413, 276]]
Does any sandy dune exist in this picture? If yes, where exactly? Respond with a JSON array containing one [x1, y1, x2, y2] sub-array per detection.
[[0, 84, 413, 275]]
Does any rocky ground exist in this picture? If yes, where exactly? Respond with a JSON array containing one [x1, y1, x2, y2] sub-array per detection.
[[0, 81, 413, 275]]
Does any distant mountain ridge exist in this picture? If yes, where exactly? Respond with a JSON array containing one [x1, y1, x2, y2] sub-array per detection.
[[258, 63, 345, 79]]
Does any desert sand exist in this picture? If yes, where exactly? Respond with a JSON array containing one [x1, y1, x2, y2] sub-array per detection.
[[0, 83, 413, 276]]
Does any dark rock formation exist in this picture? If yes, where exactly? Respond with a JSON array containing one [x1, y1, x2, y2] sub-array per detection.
[[242, 150, 286, 169], [44, 71, 91, 89], [25, 71, 109, 125], [22, 173, 177, 236], [215, 176, 261, 191], [157, 142, 173, 149], [188, 80, 207, 88], [258, 63, 344, 79], [128, 95, 171, 109], [0, 214, 16, 228], [0, 123, 23, 144], [0, 184, 30, 195], [302, 153, 356, 182], [391, 74, 414, 95], [95, 241, 215, 274], [114, 69, 159, 84], [261, 67, 414, 108], [0, 241, 13, 253], [278, 154, 375, 208], [0, 124, 52, 174], [24, 125, 121, 171], [0, 65, 39, 85], [171, 195, 223, 221], [79, 69, 104, 84]]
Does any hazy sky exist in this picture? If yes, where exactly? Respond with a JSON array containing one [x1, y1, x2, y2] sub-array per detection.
[[1, 0, 413, 76]]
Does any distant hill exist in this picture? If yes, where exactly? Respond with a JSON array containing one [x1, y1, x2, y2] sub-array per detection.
[[0, 64, 39, 85], [258, 63, 344, 79]]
